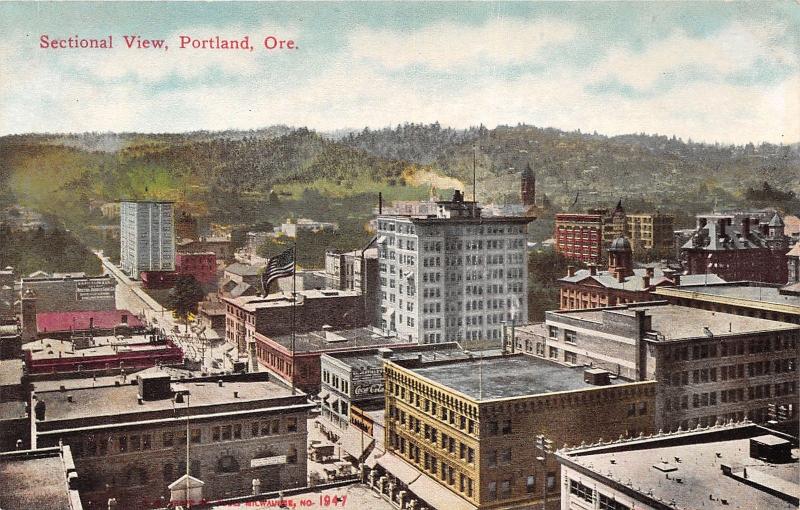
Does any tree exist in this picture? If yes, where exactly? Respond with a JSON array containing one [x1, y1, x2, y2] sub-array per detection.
[[168, 276, 205, 331]]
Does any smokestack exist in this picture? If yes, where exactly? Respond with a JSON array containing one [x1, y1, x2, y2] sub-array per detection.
[[742, 217, 750, 237], [378, 192, 383, 215]]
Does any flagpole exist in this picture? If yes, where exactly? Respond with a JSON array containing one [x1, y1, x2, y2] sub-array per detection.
[[291, 242, 297, 395]]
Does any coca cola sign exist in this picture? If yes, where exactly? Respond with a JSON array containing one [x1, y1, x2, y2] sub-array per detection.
[[353, 383, 385, 397]]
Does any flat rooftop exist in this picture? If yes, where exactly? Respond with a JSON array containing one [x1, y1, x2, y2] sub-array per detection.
[[269, 327, 408, 353], [561, 426, 799, 510], [408, 354, 628, 401], [225, 289, 361, 311], [657, 282, 800, 310], [328, 343, 468, 371], [24, 335, 177, 360], [0, 401, 27, 421], [558, 303, 799, 341], [32, 365, 200, 393], [0, 449, 74, 510], [37, 377, 296, 424], [0, 358, 24, 386]]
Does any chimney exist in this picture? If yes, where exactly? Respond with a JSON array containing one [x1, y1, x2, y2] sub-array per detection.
[[89, 317, 94, 330], [646, 267, 654, 278], [567, 266, 576, 277], [617, 271, 625, 283], [698, 217, 707, 229], [742, 217, 750, 237], [218, 379, 223, 387], [673, 273, 681, 286], [378, 192, 383, 214], [643, 275, 651, 289], [588, 264, 597, 276]]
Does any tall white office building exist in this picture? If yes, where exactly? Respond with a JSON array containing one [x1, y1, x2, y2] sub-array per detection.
[[376, 191, 532, 344], [120, 201, 176, 276]]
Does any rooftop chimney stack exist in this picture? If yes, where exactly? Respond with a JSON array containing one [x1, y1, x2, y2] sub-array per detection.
[[567, 266, 576, 277]]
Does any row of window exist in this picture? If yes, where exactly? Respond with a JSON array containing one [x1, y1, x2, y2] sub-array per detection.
[[570, 480, 631, 510]]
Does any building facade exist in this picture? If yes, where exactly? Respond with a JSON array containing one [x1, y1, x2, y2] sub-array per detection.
[[252, 327, 412, 394], [223, 289, 368, 354], [175, 252, 217, 285], [33, 372, 312, 509], [554, 213, 604, 265], [120, 201, 176, 276], [377, 191, 530, 344], [626, 212, 675, 255], [680, 213, 790, 284], [517, 303, 799, 430], [379, 354, 655, 510], [558, 237, 724, 310], [325, 246, 380, 327], [21, 274, 116, 314]]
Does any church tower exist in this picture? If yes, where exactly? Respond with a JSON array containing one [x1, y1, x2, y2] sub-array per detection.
[[521, 162, 536, 206]]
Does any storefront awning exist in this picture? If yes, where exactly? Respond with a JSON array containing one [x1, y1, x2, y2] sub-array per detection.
[[375, 452, 422, 485], [408, 473, 478, 510], [338, 426, 375, 461]]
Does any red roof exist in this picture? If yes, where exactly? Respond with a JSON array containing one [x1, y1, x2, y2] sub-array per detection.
[[36, 310, 144, 334]]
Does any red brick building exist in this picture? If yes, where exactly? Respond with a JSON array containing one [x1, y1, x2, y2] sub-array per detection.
[[252, 327, 412, 393], [223, 289, 369, 354], [559, 236, 725, 310], [176, 251, 217, 285], [554, 213, 603, 264], [680, 213, 789, 284], [35, 309, 145, 339]]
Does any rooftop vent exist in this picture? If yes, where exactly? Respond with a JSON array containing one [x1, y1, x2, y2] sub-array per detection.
[[750, 435, 792, 463], [584, 368, 611, 386], [136, 374, 171, 401]]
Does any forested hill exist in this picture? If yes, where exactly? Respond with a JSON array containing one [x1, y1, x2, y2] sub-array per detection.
[[337, 123, 800, 215]]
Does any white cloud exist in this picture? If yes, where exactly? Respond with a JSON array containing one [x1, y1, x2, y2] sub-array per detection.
[[348, 18, 578, 70], [1, 16, 797, 145], [590, 21, 798, 90]]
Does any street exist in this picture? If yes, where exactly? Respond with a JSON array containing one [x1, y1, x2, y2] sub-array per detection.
[[95, 250, 230, 373]]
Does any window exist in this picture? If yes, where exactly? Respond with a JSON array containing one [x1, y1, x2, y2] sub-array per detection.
[[570, 479, 593, 503], [488, 481, 497, 500], [500, 479, 512, 498], [190, 428, 202, 444], [212, 427, 221, 441], [118, 436, 128, 453], [287, 417, 298, 432], [599, 494, 631, 510], [222, 425, 232, 441], [163, 463, 174, 483], [546, 473, 556, 490], [500, 448, 512, 464], [548, 326, 558, 338], [565, 351, 577, 364], [501, 420, 512, 435], [549, 347, 559, 359], [287, 446, 298, 464], [488, 421, 499, 435], [488, 450, 498, 467], [526, 475, 535, 493], [142, 434, 151, 450], [217, 455, 239, 473], [565, 330, 577, 344], [233, 424, 242, 439]]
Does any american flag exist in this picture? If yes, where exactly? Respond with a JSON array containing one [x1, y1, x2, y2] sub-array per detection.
[[261, 247, 295, 294]]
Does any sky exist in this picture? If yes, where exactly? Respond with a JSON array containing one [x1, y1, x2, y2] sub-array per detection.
[[0, 1, 798, 144]]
